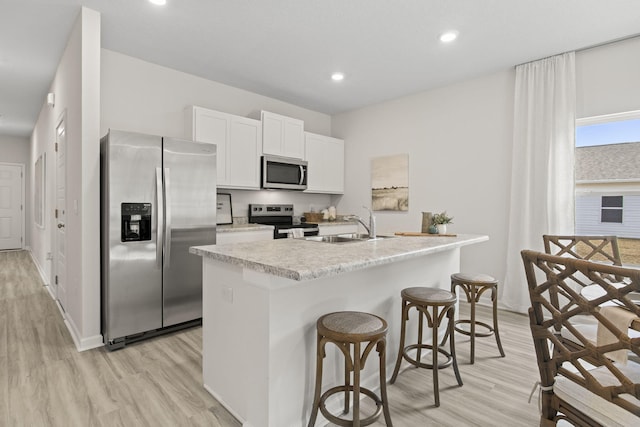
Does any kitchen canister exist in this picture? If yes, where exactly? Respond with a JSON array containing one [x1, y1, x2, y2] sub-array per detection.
[[421, 212, 433, 233], [328, 206, 336, 220]]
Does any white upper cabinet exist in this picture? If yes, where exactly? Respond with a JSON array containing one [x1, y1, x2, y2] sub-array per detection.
[[304, 132, 344, 194], [187, 106, 262, 190], [261, 111, 304, 159]]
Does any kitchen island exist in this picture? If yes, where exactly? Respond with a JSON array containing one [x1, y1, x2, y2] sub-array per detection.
[[190, 234, 488, 427]]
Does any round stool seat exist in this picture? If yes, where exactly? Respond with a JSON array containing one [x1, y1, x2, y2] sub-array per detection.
[[401, 287, 456, 305], [318, 311, 388, 342], [451, 272, 497, 285]]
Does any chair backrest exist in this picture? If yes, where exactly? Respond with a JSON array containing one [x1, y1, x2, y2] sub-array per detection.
[[543, 235, 623, 312], [521, 250, 640, 422], [543, 234, 621, 267]]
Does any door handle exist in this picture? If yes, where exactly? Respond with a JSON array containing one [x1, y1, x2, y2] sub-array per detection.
[[156, 167, 164, 269], [57, 223, 65, 229], [164, 168, 172, 267]]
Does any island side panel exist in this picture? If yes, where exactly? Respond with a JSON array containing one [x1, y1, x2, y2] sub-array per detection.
[[266, 247, 460, 426], [202, 259, 271, 426]]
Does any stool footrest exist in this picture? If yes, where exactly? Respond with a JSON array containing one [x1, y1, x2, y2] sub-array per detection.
[[454, 319, 495, 338], [319, 385, 383, 427], [401, 343, 453, 369]]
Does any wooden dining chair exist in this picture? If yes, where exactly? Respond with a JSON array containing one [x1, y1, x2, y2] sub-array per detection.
[[521, 250, 640, 426], [542, 235, 625, 354]]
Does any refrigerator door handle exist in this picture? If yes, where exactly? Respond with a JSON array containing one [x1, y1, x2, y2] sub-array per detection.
[[156, 167, 164, 268], [164, 167, 172, 267]]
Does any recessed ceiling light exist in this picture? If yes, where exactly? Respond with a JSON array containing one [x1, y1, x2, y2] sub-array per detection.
[[149, 0, 167, 5], [331, 72, 345, 82], [440, 31, 458, 43]]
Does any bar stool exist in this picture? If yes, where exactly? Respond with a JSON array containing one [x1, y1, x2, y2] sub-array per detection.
[[308, 311, 393, 427], [442, 272, 505, 364], [390, 287, 462, 407]]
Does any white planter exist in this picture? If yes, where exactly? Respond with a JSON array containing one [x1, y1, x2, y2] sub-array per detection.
[[436, 224, 447, 234]]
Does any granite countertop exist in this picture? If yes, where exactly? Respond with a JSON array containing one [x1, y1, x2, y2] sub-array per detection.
[[191, 234, 488, 282], [217, 223, 273, 233]]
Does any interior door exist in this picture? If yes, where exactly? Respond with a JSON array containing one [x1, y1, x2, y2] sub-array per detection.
[[54, 116, 67, 310], [0, 163, 24, 250]]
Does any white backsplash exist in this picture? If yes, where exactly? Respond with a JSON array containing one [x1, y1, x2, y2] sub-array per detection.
[[219, 189, 340, 221]]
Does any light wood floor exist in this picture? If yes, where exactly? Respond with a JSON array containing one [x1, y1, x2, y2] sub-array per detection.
[[1, 250, 542, 426]]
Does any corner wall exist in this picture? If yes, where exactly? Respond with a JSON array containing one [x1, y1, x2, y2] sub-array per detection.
[[29, 7, 102, 350]]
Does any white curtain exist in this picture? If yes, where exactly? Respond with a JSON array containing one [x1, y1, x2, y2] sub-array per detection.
[[502, 52, 576, 313]]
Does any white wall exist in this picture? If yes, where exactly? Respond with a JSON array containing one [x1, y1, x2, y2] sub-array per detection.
[[332, 36, 640, 309], [100, 49, 332, 139], [29, 7, 102, 350], [332, 69, 515, 281], [0, 135, 30, 248]]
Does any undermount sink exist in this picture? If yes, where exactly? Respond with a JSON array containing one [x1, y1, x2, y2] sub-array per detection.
[[302, 233, 395, 244]]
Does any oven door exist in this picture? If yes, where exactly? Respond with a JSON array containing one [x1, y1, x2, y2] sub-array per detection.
[[275, 226, 319, 239], [262, 155, 307, 190]]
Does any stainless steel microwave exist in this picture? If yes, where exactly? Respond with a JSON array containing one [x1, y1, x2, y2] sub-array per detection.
[[261, 155, 308, 190]]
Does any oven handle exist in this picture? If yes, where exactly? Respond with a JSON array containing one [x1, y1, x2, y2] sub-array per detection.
[[277, 227, 319, 237]]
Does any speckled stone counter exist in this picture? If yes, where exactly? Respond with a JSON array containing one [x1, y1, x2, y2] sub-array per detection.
[[216, 223, 273, 233], [191, 233, 487, 282], [195, 233, 488, 427]]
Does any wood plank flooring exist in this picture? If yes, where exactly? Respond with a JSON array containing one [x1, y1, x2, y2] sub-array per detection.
[[1, 250, 542, 426]]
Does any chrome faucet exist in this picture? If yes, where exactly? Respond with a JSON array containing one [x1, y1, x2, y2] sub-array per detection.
[[345, 206, 376, 239]]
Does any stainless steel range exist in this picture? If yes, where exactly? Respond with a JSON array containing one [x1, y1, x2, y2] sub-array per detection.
[[249, 204, 319, 239]]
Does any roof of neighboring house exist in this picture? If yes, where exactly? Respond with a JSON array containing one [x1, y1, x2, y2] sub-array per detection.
[[576, 142, 640, 181]]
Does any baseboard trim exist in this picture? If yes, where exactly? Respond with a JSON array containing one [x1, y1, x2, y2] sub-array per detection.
[[28, 248, 50, 287], [203, 383, 248, 426], [65, 314, 104, 352]]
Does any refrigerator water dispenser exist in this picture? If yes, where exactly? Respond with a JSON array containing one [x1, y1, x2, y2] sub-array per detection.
[[121, 203, 151, 242]]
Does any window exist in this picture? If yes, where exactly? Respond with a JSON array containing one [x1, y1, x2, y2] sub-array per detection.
[[601, 196, 622, 223], [575, 110, 640, 266]]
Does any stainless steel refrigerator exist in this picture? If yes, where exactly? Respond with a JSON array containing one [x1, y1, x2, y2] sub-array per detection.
[[100, 129, 216, 350]]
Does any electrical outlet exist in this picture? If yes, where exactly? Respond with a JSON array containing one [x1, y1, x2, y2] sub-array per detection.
[[222, 287, 233, 303], [46, 252, 53, 260]]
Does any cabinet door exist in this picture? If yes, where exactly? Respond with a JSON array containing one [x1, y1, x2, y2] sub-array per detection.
[[262, 112, 283, 156], [304, 133, 344, 194], [216, 229, 273, 244], [192, 107, 228, 186], [261, 111, 304, 159], [283, 118, 304, 158], [227, 117, 261, 189]]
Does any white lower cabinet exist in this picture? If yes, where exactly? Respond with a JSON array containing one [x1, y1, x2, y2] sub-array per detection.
[[304, 132, 344, 194], [317, 223, 358, 236], [216, 229, 273, 245], [187, 106, 262, 190]]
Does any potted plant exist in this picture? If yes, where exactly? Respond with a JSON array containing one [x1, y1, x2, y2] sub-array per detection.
[[431, 211, 453, 234]]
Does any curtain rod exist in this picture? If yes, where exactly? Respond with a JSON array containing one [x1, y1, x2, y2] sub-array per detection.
[[515, 32, 640, 67]]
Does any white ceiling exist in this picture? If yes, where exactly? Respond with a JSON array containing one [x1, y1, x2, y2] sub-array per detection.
[[2, 0, 640, 138]]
